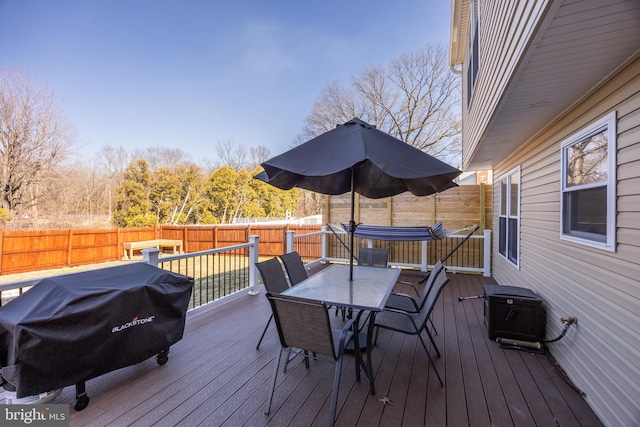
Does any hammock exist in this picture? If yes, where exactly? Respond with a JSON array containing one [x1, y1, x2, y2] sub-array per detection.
[[330, 223, 480, 282], [341, 221, 449, 241]]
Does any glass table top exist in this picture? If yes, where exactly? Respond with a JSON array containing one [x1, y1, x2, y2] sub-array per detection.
[[282, 263, 400, 311]]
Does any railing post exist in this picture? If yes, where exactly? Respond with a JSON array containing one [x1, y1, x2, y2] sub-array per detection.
[[142, 248, 161, 267], [285, 230, 295, 253], [421, 240, 428, 272], [248, 235, 260, 295], [483, 229, 492, 277], [321, 225, 327, 263]]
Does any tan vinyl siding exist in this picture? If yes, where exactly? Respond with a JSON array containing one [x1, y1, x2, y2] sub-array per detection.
[[462, 0, 549, 168], [492, 57, 640, 427]]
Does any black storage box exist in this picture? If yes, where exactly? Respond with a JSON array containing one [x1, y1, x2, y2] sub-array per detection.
[[0, 263, 193, 406], [483, 285, 545, 341]]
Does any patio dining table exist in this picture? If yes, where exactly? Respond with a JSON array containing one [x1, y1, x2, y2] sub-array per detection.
[[281, 263, 400, 395]]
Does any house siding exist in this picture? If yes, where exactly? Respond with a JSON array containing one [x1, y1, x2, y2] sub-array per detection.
[[462, 0, 549, 168], [492, 57, 640, 426]]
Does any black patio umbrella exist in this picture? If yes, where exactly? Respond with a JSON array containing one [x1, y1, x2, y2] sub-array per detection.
[[255, 117, 461, 280]]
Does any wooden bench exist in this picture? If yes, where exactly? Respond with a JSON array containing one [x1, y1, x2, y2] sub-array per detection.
[[122, 239, 183, 259]]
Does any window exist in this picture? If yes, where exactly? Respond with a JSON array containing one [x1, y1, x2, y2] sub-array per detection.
[[561, 112, 616, 251], [466, 0, 480, 106], [498, 166, 520, 267]]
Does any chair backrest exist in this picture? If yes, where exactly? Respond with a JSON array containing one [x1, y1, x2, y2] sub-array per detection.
[[414, 267, 450, 329], [255, 258, 290, 294], [415, 259, 445, 309], [358, 248, 389, 267], [266, 293, 337, 359], [279, 251, 308, 286]]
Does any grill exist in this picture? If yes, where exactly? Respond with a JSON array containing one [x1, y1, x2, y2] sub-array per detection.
[[0, 263, 193, 410]]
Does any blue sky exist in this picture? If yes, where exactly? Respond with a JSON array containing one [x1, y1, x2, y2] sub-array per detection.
[[1, 0, 451, 163]]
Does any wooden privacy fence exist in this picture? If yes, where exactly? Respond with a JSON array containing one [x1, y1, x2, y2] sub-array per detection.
[[324, 184, 492, 231], [0, 224, 320, 276], [0, 185, 491, 276]]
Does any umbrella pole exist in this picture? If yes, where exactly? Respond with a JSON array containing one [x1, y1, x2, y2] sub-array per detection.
[[349, 169, 356, 281]]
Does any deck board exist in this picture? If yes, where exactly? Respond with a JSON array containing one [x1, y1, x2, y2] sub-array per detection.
[[3, 267, 603, 427], [444, 280, 470, 427]]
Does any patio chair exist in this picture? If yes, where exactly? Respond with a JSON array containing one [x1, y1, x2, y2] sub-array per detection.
[[357, 248, 415, 291], [360, 247, 423, 296], [385, 259, 444, 313], [384, 259, 444, 336], [264, 293, 359, 427], [279, 251, 308, 286], [280, 252, 337, 349], [373, 266, 451, 387], [255, 257, 291, 350], [357, 247, 389, 267], [344, 246, 417, 314]]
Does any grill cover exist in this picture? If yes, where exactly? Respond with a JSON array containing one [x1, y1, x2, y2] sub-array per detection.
[[0, 263, 193, 398]]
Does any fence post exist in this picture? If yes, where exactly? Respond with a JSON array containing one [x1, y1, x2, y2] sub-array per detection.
[[421, 240, 428, 272], [248, 234, 260, 295], [323, 195, 330, 225], [479, 183, 486, 232], [285, 230, 295, 253], [67, 229, 73, 267], [142, 248, 161, 267], [0, 228, 4, 275], [483, 229, 492, 277], [321, 225, 327, 263], [117, 227, 122, 260], [183, 225, 188, 253]]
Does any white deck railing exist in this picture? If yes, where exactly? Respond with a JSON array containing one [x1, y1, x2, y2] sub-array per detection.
[[0, 228, 491, 310], [286, 226, 492, 277]]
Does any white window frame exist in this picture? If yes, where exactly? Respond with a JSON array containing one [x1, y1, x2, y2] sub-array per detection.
[[497, 166, 520, 269], [560, 112, 616, 251]]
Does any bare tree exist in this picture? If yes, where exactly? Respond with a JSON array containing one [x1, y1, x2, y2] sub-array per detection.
[[98, 145, 129, 176], [197, 157, 218, 175], [300, 44, 461, 163], [131, 146, 192, 171], [298, 81, 365, 142], [51, 160, 108, 218], [248, 145, 271, 170], [296, 190, 324, 217], [0, 69, 78, 215], [97, 145, 130, 217], [216, 139, 247, 171]]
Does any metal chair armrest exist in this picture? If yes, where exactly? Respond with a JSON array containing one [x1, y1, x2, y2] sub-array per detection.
[[337, 319, 356, 354], [396, 280, 419, 296]]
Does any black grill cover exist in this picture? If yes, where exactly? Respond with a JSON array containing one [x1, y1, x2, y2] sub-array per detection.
[[0, 263, 193, 398]]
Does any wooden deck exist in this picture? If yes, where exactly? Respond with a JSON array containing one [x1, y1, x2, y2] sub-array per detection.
[[22, 268, 601, 426]]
